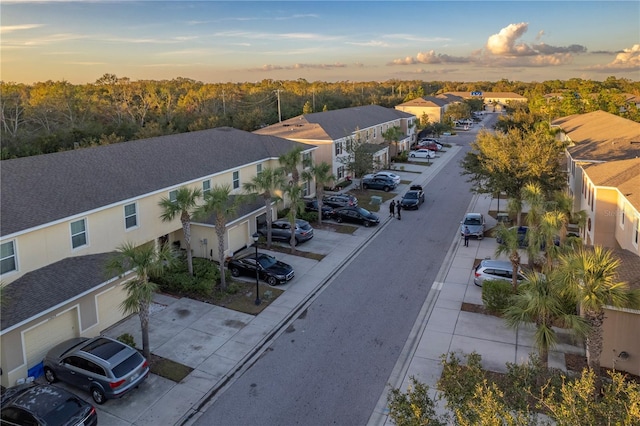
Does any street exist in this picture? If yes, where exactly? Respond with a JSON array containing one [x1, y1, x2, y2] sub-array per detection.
[[193, 118, 495, 425]]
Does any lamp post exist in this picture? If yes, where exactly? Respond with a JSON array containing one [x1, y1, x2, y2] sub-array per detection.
[[252, 233, 261, 306]]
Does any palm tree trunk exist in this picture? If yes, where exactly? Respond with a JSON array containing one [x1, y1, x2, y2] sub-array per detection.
[[216, 224, 227, 291], [585, 309, 605, 393], [264, 197, 273, 249], [138, 302, 151, 359], [181, 218, 194, 276]]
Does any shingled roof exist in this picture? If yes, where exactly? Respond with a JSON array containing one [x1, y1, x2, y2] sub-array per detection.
[[583, 158, 640, 211], [1, 128, 313, 236], [554, 110, 640, 161], [255, 105, 414, 141], [0, 252, 117, 332], [396, 96, 449, 108]]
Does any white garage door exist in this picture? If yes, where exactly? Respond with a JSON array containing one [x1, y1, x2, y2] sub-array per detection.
[[24, 308, 78, 369], [97, 285, 127, 331], [228, 221, 249, 257]]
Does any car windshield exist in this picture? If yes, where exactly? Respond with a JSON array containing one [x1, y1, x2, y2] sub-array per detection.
[[404, 192, 418, 199], [112, 351, 144, 377], [257, 255, 277, 269], [464, 217, 482, 225]]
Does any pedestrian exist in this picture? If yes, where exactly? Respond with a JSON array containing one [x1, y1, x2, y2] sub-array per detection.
[[396, 200, 402, 220], [389, 200, 396, 218], [463, 226, 470, 247]]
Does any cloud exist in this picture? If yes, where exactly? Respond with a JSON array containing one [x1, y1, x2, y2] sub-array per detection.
[[587, 44, 640, 72], [486, 22, 535, 56], [389, 50, 468, 66], [250, 63, 347, 72], [0, 24, 43, 34]]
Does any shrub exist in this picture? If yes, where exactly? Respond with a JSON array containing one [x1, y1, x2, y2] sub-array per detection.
[[482, 279, 514, 314], [117, 333, 136, 348], [298, 211, 317, 222]]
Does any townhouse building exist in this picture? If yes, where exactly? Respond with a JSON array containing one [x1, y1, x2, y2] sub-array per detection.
[[394, 96, 451, 125], [552, 109, 640, 376], [0, 127, 316, 387], [254, 105, 416, 182]]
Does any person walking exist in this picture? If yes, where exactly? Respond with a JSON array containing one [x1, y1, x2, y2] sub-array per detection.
[[396, 200, 402, 220], [389, 200, 396, 218], [463, 226, 470, 247]]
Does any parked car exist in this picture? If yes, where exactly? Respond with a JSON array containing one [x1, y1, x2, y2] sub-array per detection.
[[258, 218, 314, 244], [414, 141, 439, 152], [333, 206, 380, 227], [473, 259, 526, 287], [400, 189, 425, 210], [496, 225, 560, 248], [322, 194, 358, 208], [370, 171, 401, 184], [361, 176, 397, 192], [304, 198, 334, 218], [1, 382, 98, 426], [227, 252, 294, 285], [43, 336, 150, 404], [409, 149, 436, 159], [460, 213, 485, 239], [418, 138, 443, 150]]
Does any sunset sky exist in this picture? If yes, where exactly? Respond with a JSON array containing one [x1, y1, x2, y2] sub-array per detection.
[[2, 1, 639, 85]]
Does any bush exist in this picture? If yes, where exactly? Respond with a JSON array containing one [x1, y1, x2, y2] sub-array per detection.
[[117, 333, 136, 348], [298, 211, 317, 222], [481, 279, 514, 314]]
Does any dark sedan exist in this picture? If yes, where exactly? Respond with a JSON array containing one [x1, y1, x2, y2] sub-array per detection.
[[227, 252, 295, 285], [332, 206, 380, 227], [1, 383, 98, 426], [304, 198, 334, 218], [400, 189, 425, 210], [322, 194, 358, 208]]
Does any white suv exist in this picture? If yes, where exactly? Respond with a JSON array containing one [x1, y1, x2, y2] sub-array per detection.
[[473, 259, 525, 287]]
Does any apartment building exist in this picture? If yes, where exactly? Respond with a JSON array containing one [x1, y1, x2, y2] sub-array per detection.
[[0, 127, 315, 387]]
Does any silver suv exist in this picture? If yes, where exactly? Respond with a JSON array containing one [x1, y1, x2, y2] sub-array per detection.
[[43, 336, 149, 404], [473, 259, 525, 287]]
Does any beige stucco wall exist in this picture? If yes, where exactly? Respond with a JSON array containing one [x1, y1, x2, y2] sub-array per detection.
[[614, 198, 640, 256], [601, 308, 640, 376], [396, 106, 442, 124], [593, 188, 619, 248]]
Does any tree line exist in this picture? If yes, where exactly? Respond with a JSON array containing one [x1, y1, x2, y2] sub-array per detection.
[[1, 75, 638, 159]]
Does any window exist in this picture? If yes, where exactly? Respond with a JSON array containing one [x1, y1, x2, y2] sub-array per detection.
[[337, 166, 345, 180], [303, 180, 310, 197], [124, 203, 138, 229], [232, 170, 239, 189], [202, 179, 211, 194], [635, 217, 639, 246], [257, 163, 263, 177], [70, 219, 87, 249], [1, 240, 17, 274], [302, 152, 311, 167], [169, 190, 178, 202], [335, 142, 342, 156]]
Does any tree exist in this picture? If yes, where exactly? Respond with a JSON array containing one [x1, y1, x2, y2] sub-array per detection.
[[382, 125, 404, 160], [556, 246, 640, 384], [243, 167, 284, 249], [279, 146, 305, 185], [493, 224, 523, 291], [338, 130, 373, 181], [503, 271, 587, 369], [106, 241, 177, 359], [301, 161, 335, 224], [193, 184, 238, 291], [158, 186, 202, 276], [281, 182, 306, 252]]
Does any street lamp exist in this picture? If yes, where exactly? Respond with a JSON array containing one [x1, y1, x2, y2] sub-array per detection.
[[252, 232, 261, 306]]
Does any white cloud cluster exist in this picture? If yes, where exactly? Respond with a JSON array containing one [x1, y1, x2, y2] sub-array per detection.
[[253, 63, 347, 72], [588, 44, 640, 72]]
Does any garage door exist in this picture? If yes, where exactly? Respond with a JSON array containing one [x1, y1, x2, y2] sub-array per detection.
[[228, 221, 249, 258], [24, 308, 78, 369], [97, 284, 127, 331]]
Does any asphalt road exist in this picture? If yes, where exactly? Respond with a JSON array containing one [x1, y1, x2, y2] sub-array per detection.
[[193, 120, 493, 425]]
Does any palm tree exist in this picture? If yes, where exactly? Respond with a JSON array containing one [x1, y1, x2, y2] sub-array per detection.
[[503, 271, 587, 369], [279, 146, 305, 185], [158, 186, 202, 276], [382, 125, 403, 160], [301, 161, 335, 224], [557, 246, 640, 380], [243, 167, 284, 249], [194, 184, 238, 291], [281, 182, 306, 252], [494, 223, 523, 291], [106, 242, 177, 359]]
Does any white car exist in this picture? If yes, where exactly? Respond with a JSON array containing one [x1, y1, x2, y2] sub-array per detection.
[[369, 171, 401, 184], [409, 149, 436, 159]]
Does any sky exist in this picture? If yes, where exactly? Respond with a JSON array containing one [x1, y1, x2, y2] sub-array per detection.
[[1, 1, 639, 85]]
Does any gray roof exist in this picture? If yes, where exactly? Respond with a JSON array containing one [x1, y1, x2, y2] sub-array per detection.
[[0, 253, 115, 331], [256, 105, 414, 141], [1, 127, 313, 236]]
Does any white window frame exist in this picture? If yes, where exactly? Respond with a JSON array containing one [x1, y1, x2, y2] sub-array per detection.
[[232, 170, 240, 189], [169, 189, 178, 202], [634, 216, 639, 247], [257, 163, 263, 177], [1, 240, 18, 275], [202, 179, 211, 194], [335, 142, 342, 156], [124, 202, 138, 230], [70, 218, 88, 250]]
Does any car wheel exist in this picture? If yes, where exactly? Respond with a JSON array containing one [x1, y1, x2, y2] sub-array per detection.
[[335, 216, 343, 223], [383, 186, 390, 192], [267, 276, 277, 286], [362, 184, 368, 189], [410, 153, 415, 158], [91, 387, 106, 405], [44, 367, 57, 383], [363, 221, 371, 227], [231, 267, 240, 277]]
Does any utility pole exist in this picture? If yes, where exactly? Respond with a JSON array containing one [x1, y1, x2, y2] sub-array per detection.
[[275, 89, 282, 122], [222, 90, 226, 115]]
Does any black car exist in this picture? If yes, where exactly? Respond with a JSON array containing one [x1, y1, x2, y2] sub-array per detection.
[[322, 194, 358, 208], [1, 383, 98, 426], [400, 189, 425, 210], [304, 198, 334, 218], [332, 206, 380, 227], [227, 252, 294, 285]]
